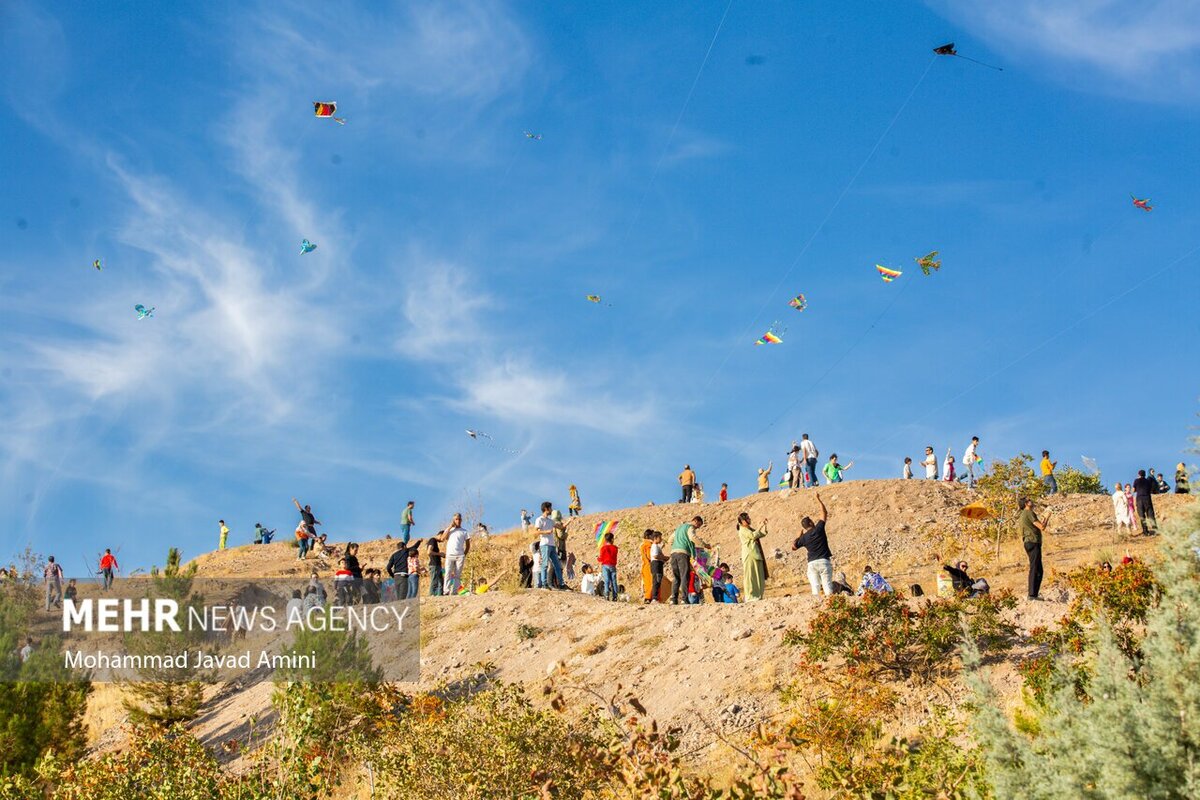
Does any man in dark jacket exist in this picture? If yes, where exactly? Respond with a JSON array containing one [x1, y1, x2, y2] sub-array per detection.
[[1132, 470, 1158, 535]]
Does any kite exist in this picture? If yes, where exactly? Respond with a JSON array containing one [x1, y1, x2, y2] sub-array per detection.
[[586, 295, 601, 303], [593, 520, 620, 545], [300, 239, 318, 254], [134, 304, 155, 320], [523, 131, 542, 140], [916, 251, 941, 276], [92, 259, 102, 271], [313, 102, 345, 124], [465, 429, 520, 455], [932, 42, 1003, 71], [1131, 195, 1152, 212], [456, 585, 471, 596], [755, 331, 783, 345], [876, 265, 902, 283], [1081, 456, 1100, 475], [788, 294, 807, 311]]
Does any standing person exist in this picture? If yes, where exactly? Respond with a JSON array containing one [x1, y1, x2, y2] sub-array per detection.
[[426, 537, 444, 596], [386, 541, 410, 600], [823, 454, 851, 484], [1112, 482, 1135, 533], [719, 483, 728, 502], [293, 498, 321, 547], [344, 543, 364, 604], [639, 531, 654, 604], [1148, 469, 1162, 493], [406, 543, 421, 599], [1124, 483, 1138, 532], [1155, 471, 1171, 495], [1040, 451, 1058, 495], [757, 460, 773, 493], [903, 457, 914, 480], [669, 516, 708, 605], [792, 494, 834, 598], [942, 450, 956, 483], [218, 520, 229, 551], [800, 434, 819, 488], [649, 531, 667, 603], [401, 501, 415, 545], [44, 556, 64, 611], [568, 485, 582, 517], [1019, 497, 1050, 600], [737, 512, 769, 601], [294, 521, 311, 561], [253, 523, 275, 544], [921, 446, 938, 479], [1176, 463, 1191, 494], [1132, 470, 1158, 535], [19, 638, 33, 663], [679, 465, 696, 503], [519, 547, 534, 588], [520, 509, 533, 533], [440, 513, 471, 595], [63, 578, 78, 604], [535, 502, 565, 590], [552, 509, 568, 564], [787, 445, 802, 489], [963, 436, 981, 488], [99, 549, 119, 590], [598, 533, 619, 601]]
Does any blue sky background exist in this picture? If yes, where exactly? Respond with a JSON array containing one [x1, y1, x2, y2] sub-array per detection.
[[3, 0, 1198, 572]]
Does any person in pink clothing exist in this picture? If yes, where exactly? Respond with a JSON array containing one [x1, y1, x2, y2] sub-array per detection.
[[943, 450, 956, 483]]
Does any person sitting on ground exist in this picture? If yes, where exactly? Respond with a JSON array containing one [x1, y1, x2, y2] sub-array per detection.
[[518, 548, 534, 589], [941, 558, 990, 596], [857, 565, 893, 595], [831, 570, 855, 595], [579, 564, 598, 596], [722, 573, 741, 603], [63, 578, 78, 604]]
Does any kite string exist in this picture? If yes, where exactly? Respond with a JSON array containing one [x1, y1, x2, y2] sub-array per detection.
[[699, 54, 937, 394], [862, 239, 1200, 458]]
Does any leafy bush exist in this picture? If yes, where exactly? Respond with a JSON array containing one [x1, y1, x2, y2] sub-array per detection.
[[516, 623, 542, 641], [1054, 466, 1105, 496], [784, 590, 1018, 683]]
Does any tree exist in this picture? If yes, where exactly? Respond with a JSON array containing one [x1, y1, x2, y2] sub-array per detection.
[[1055, 465, 1105, 496], [969, 496, 1200, 798], [976, 454, 1047, 557]]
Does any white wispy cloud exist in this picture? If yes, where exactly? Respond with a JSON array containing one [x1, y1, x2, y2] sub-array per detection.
[[929, 0, 1200, 101]]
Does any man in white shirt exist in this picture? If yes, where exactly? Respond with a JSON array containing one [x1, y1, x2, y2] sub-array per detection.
[[922, 446, 938, 479], [535, 501, 565, 589], [439, 513, 471, 595], [800, 434, 818, 488], [963, 436, 980, 488]]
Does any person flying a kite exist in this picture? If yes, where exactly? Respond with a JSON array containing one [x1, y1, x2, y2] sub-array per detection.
[[134, 304, 155, 320], [313, 101, 346, 125], [933, 42, 1003, 71], [1131, 195, 1152, 212], [916, 251, 941, 275], [300, 239, 318, 254], [876, 265, 902, 283]]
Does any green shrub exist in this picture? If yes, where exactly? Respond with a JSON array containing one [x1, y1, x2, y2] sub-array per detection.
[[1054, 466, 1105, 495]]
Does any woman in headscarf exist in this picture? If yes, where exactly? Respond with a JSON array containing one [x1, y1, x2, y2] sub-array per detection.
[[1112, 482, 1134, 533], [640, 530, 655, 603], [737, 512, 769, 601], [1176, 463, 1191, 494]]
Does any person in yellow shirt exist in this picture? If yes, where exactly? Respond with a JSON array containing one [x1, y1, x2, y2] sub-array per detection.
[[679, 465, 696, 503], [218, 520, 230, 550], [1040, 450, 1057, 495], [757, 460, 773, 493]]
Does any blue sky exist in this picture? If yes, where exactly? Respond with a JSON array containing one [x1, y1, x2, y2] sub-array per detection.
[[3, 0, 1198, 573]]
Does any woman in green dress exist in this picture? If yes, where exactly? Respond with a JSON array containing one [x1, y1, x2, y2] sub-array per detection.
[[737, 511, 769, 601]]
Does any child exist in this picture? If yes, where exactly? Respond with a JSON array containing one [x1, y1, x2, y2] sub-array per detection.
[[711, 562, 730, 603], [943, 449, 956, 483], [719, 483, 728, 502], [598, 533, 619, 601], [649, 531, 667, 603], [518, 549, 533, 588], [63, 578, 78, 604], [903, 457, 913, 480], [686, 569, 702, 604], [381, 572, 398, 603], [407, 544, 421, 599], [334, 558, 354, 606], [823, 454, 852, 484], [722, 574, 740, 603], [531, 541, 543, 589], [579, 564, 598, 595]]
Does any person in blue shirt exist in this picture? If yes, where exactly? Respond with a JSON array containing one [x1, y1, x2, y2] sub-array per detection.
[[722, 574, 741, 603], [857, 565, 893, 595]]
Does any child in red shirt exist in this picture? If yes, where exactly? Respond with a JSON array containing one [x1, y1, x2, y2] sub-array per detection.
[[598, 533, 619, 601], [719, 483, 728, 502]]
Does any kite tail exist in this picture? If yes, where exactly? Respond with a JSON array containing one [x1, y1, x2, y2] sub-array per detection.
[[954, 54, 1003, 71], [333, 116, 346, 125]]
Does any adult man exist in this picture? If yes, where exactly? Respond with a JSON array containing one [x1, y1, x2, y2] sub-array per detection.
[[800, 434, 819, 488], [786, 445, 802, 489], [1040, 450, 1057, 495], [922, 446, 938, 479], [823, 454, 850, 484], [1132, 470, 1158, 535], [293, 498, 321, 537], [792, 493, 834, 597], [669, 516, 709, 605], [401, 501, 416, 544], [963, 436, 981, 488], [440, 513, 470, 595], [679, 465, 696, 504], [1019, 497, 1050, 600], [386, 540, 411, 600], [44, 556, 64, 611], [757, 461, 773, 493], [218, 520, 229, 551], [99, 548, 119, 590], [535, 502, 566, 589]]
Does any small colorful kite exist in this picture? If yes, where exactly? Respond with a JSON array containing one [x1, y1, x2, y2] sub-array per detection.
[[523, 131, 542, 140], [593, 520, 620, 545], [933, 42, 1003, 71], [134, 304, 155, 320], [876, 265, 902, 283], [92, 259, 102, 271], [312, 101, 345, 125], [788, 294, 807, 311], [465, 429, 520, 455], [916, 251, 941, 276], [300, 239, 317, 254], [456, 585, 471, 596], [755, 331, 783, 345], [1131, 195, 1152, 212]]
